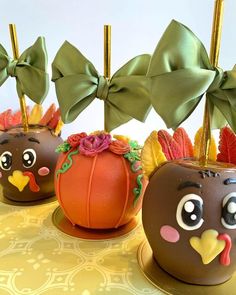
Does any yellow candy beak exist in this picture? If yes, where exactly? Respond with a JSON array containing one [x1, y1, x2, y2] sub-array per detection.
[[8, 170, 30, 192], [190, 229, 226, 265]]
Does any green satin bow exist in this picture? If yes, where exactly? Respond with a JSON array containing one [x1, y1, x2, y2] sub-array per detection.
[[52, 41, 151, 132], [147, 20, 236, 132], [0, 37, 49, 104]]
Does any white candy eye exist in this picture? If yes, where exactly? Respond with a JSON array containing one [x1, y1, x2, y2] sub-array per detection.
[[221, 193, 236, 229], [176, 194, 204, 231], [22, 149, 36, 168], [0, 151, 12, 171]]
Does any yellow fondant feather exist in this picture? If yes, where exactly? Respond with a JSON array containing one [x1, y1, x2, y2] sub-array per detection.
[[194, 127, 217, 161], [28, 104, 43, 124], [141, 131, 167, 178]]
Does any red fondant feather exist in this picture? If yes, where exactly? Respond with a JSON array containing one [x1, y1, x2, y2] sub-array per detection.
[[217, 127, 236, 164], [157, 130, 182, 160], [173, 127, 193, 158], [48, 108, 61, 129]]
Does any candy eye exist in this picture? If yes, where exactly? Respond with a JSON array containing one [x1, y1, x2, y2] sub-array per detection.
[[0, 151, 12, 171], [176, 194, 204, 231], [221, 193, 236, 229], [22, 149, 36, 168]]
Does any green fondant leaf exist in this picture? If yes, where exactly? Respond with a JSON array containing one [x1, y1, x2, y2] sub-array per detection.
[[55, 141, 71, 153]]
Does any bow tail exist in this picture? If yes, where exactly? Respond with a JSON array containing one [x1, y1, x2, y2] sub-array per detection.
[[104, 101, 132, 132], [208, 93, 236, 133]]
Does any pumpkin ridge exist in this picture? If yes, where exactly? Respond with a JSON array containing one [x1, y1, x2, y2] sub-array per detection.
[[114, 156, 130, 228], [86, 154, 98, 227]]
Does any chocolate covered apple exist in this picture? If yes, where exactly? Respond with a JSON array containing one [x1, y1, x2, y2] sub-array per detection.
[[55, 132, 146, 229], [0, 33, 63, 202], [52, 36, 151, 231], [140, 14, 236, 286], [0, 105, 63, 202], [142, 128, 236, 285]]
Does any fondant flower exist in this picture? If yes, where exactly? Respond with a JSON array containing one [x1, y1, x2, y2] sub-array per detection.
[[79, 133, 112, 157], [113, 134, 130, 143], [67, 132, 87, 148], [109, 140, 131, 155]]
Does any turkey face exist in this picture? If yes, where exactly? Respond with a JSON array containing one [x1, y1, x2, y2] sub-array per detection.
[[0, 126, 63, 202], [142, 160, 236, 285]]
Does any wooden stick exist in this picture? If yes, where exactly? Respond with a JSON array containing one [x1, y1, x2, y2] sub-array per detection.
[[9, 24, 29, 132], [104, 25, 111, 131], [199, 0, 224, 166]]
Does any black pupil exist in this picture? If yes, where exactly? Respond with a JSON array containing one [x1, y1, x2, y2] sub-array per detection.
[[222, 197, 236, 226], [181, 200, 202, 227], [22, 151, 35, 167], [1, 153, 12, 169]]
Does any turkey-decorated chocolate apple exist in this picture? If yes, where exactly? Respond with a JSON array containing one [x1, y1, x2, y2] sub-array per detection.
[[0, 32, 64, 202], [141, 15, 236, 286], [51, 35, 151, 231], [142, 128, 236, 285], [0, 105, 63, 202]]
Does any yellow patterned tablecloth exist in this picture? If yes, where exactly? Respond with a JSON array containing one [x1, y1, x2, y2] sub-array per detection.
[[0, 200, 162, 295]]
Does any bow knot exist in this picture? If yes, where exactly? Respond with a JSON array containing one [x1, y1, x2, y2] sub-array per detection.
[[207, 67, 225, 93], [7, 59, 18, 77], [147, 20, 236, 132], [97, 76, 109, 100], [52, 41, 151, 132], [0, 37, 49, 104]]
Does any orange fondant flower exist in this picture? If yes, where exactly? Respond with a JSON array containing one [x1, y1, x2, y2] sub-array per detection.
[[109, 140, 131, 155], [67, 132, 87, 148]]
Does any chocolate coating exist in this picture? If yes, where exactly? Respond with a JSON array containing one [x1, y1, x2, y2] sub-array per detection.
[[0, 126, 63, 202], [142, 160, 236, 285]]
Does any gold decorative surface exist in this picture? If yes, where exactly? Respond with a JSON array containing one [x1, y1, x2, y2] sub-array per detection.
[[137, 240, 236, 295], [0, 200, 161, 295]]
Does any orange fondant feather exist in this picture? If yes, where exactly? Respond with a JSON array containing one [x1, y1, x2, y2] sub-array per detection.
[[39, 103, 56, 125]]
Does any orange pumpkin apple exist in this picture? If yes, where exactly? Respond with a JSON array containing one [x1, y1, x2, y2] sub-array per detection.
[[54, 132, 146, 229]]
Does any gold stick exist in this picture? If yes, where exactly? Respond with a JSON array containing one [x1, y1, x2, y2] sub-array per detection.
[[9, 24, 29, 132], [199, 0, 224, 166], [104, 25, 111, 131]]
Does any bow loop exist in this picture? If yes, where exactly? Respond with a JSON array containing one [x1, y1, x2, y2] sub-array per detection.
[[7, 59, 18, 77], [148, 20, 236, 132], [0, 37, 49, 104], [52, 42, 151, 132], [96, 76, 109, 100]]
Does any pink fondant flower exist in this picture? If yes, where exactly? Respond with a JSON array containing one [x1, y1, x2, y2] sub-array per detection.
[[109, 140, 130, 155], [79, 133, 112, 157], [67, 132, 87, 148]]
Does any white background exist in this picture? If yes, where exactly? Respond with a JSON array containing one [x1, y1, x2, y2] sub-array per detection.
[[0, 0, 235, 143]]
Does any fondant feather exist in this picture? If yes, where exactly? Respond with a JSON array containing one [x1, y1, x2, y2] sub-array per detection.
[[217, 126, 236, 164], [158, 130, 182, 160], [39, 103, 56, 125], [28, 104, 43, 124], [173, 127, 193, 158], [48, 109, 61, 129], [194, 127, 217, 161], [141, 131, 167, 178]]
